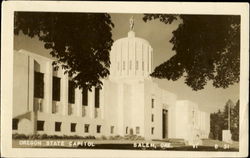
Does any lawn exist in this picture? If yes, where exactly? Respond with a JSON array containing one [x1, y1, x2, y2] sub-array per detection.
[[12, 138, 239, 151]]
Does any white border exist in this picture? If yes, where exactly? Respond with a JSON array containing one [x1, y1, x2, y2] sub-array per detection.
[[1, 1, 249, 157]]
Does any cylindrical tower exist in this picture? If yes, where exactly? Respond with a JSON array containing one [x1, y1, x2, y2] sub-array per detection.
[[109, 30, 153, 80]]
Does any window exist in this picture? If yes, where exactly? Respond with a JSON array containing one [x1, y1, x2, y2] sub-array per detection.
[[55, 122, 61, 132], [53, 76, 61, 101], [110, 126, 114, 134], [129, 60, 132, 70], [136, 126, 140, 134], [68, 81, 75, 104], [136, 61, 138, 70], [97, 125, 101, 133], [142, 61, 144, 70], [82, 86, 88, 106], [123, 61, 125, 70], [151, 114, 154, 122], [95, 88, 100, 108], [37, 120, 44, 131], [151, 99, 154, 108], [84, 124, 90, 133], [12, 119, 19, 130], [151, 127, 154, 135], [34, 72, 44, 98], [125, 127, 128, 134], [130, 128, 134, 135], [71, 123, 76, 132]]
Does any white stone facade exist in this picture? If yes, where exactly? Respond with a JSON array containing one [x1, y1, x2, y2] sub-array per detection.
[[13, 31, 210, 144]]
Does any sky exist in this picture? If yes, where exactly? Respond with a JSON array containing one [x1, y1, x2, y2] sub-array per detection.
[[14, 13, 239, 113]]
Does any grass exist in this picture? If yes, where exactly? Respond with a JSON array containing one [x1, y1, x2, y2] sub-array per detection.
[[12, 138, 239, 151], [201, 138, 239, 149]]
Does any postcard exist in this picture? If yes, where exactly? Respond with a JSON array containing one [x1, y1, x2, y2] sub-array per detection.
[[1, 1, 249, 157]]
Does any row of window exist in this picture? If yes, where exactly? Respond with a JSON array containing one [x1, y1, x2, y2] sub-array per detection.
[[118, 60, 148, 71], [14, 120, 141, 135], [124, 126, 154, 135], [13, 119, 155, 135], [37, 121, 104, 133], [34, 71, 100, 108], [14, 122, 142, 135], [125, 126, 140, 135], [151, 98, 155, 134], [13, 119, 111, 133]]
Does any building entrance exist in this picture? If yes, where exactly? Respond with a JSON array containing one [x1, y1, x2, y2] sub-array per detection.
[[162, 109, 168, 139]]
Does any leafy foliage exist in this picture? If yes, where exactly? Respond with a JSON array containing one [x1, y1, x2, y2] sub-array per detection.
[[209, 99, 239, 141], [222, 100, 234, 129], [210, 110, 224, 140], [143, 14, 240, 90], [231, 100, 239, 141], [14, 12, 114, 90]]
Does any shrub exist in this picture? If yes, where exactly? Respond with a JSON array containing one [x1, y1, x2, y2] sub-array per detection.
[[124, 134, 135, 140], [37, 134, 43, 139], [124, 134, 144, 140], [109, 135, 124, 140], [84, 135, 95, 139], [28, 134, 40, 139], [114, 135, 123, 140], [208, 132, 214, 139], [69, 135, 84, 139], [12, 133, 28, 139], [135, 136, 144, 140], [100, 135, 107, 140], [106, 134, 144, 140], [231, 129, 239, 141], [13, 133, 96, 140], [62, 135, 69, 139], [41, 134, 48, 139], [54, 135, 61, 139]]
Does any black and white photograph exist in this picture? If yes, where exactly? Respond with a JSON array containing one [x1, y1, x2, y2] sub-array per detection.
[[1, 1, 249, 157]]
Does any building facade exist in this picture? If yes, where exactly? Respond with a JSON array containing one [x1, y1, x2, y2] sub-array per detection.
[[13, 30, 210, 144]]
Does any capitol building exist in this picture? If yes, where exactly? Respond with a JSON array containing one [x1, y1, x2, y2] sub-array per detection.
[[12, 20, 210, 144]]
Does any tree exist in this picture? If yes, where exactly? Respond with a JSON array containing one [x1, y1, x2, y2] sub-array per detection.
[[14, 12, 114, 90], [210, 110, 224, 140], [215, 110, 224, 141], [209, 112, 217, 139], [222, 99, 239, 141], [231, 100, 239, 141], [209, 99, 239, 141], [222, 99, 235, 130], [143, 14, 240, 91]]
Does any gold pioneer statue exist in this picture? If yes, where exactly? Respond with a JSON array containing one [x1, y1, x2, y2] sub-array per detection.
[[129, 16, 134, 31]]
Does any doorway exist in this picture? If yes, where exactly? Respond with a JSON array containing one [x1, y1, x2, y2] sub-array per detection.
[[162, 109, 168, 139]]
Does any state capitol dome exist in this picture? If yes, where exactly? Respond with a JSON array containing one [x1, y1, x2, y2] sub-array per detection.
[[109, 17, 153, 80]]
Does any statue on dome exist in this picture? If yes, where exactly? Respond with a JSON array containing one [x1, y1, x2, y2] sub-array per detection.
[[129, 16, 134, 31]]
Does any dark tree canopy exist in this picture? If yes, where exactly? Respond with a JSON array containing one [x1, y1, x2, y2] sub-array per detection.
[[14, 12, 114, 90], [143, 14, 240, 91]]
